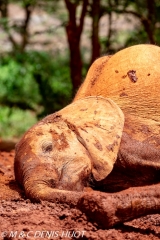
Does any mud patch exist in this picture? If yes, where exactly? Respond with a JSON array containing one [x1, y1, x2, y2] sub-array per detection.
[[52, 131, 69, 151], [106, 140, 118, 152], [127, 70, 138, 83], [120, 92, 128, 97], [93, 140, 103, 151], [91, 56, 111, 86], [122, 75, 127, 79]]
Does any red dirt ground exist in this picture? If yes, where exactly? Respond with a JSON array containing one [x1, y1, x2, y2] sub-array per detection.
[[0, 143, 160, 240]]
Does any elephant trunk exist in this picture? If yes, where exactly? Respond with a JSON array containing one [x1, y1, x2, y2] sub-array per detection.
[[24, 179, 84, 206]]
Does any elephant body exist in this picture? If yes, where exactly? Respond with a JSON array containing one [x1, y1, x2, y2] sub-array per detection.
[[14, 44, 160, 228], [75, 44, 160, 191]]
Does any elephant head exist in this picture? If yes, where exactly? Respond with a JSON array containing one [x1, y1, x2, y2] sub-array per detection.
[[14, 96, 124, 203]]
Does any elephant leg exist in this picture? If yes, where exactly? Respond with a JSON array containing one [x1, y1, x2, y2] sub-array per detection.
[[78, 183, 160, 229]]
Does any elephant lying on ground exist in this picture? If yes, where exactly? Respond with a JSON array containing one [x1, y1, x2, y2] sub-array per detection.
[[14, 44, 160, 228]]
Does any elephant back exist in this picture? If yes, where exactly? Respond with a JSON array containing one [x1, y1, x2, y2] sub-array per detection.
[[74, 44, 160, 123]]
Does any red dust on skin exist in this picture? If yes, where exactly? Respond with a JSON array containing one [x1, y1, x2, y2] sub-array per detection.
[[122, 75, 127, 79], [93, 140, 103, 151], [91, 56, 111, 86]]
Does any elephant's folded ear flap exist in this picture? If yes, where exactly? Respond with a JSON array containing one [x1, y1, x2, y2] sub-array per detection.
[[60, 96, 124, 181], [77, 97, 124, 181]]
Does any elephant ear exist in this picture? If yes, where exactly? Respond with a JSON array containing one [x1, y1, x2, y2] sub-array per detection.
[[59, 97, 124, 181]]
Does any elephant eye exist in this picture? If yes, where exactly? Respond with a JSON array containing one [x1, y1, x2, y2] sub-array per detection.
[[41, 140, 53, 153]]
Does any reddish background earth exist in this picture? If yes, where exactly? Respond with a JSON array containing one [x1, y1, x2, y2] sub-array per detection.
[[0, 141, 160, 240]]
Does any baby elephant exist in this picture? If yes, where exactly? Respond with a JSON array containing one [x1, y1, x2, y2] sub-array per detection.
[[14, 44, 160, 228]]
